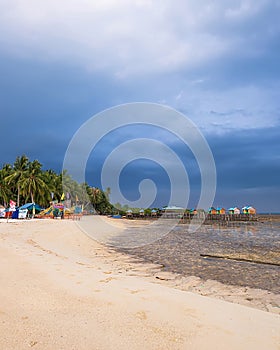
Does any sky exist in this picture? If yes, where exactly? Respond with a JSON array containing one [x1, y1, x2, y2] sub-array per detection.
[[0, 0, 279, 212]]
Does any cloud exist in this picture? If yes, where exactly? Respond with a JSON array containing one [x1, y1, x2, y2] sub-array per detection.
[[170, 83, 280, 134], [0, 0, 279, 211], [1, 0, 279, 78]]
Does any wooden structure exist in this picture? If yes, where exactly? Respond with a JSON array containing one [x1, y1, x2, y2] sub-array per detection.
[[151, 209, 158, 217], [162, 206, 185, 218], [126, 209, 133, 218], [216, 207, 226, 215], [228, 207, 241, 215], [242, 206, 256, 215], [208, 207, 217, 215]]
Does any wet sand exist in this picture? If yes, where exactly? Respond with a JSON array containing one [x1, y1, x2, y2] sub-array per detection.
[[0, 218, 279, 349]]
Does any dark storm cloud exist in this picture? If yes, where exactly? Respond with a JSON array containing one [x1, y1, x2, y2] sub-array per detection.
[[0, 1, 279, 211], [208, 126, 280, 184]]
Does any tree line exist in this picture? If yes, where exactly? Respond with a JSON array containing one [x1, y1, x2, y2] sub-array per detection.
[[0, 155, 113, 214]]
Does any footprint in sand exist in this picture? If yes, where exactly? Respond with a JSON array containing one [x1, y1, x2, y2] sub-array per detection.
[[135, 311, 147, 320], [28, 340, 38, 347], [99, 277, 117, 283], [127, 289, 145, 294]]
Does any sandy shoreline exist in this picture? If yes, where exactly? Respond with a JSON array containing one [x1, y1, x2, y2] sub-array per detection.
[[0, 218, 279, 349]]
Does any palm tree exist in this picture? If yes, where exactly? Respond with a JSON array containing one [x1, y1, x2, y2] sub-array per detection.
[[91, 187, 100, 212], [6, 155, 29, 206], [105, 187, 111, 201], [90, 187, 113, 214], [0, 165, 12, 206], [43, 169, 62, 204], [19, 160, 48, 204]]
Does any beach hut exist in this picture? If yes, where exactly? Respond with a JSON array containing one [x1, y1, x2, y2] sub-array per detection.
[[162, 206, 185, 218], [208, 207, 217, 215], [228, 207, 240, 215], [139, 209, 145, 217], [190, 208, 197, 215], [163, 206, 185, 212], [242, 206, 256, 215], [151, 209, 157, 217], [126, 209, 133, 218], [216, 207, 226, 215]]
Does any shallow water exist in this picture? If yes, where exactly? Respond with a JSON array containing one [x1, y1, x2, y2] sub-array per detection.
[[118, 221, 280, 293]]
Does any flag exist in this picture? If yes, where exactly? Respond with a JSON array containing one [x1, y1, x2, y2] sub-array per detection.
[[9, 200, 16, 210], [60, 193, 65, 201]]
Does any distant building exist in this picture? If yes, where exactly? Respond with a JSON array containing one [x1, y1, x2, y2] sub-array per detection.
[[151, 209, 158, 217], [163, 206, 185, 218], [190, 208, 197, 215], [242, 206, 256, 215], [163, 206, 185, 211], [216, 207, 226, 215], [126, 209, 133, 218], [208, 207, 217, 215], [228, 207, 241, 215]]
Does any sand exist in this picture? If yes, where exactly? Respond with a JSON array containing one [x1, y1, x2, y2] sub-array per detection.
[[0, 218, 279, 350]]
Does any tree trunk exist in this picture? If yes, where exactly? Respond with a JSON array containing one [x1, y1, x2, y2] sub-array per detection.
[[17, 184, 20, 207], [31, 191, 35, 218]]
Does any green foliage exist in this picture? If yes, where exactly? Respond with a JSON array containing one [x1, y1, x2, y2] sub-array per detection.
[[89, 187, 113, 214], [0, 164, 12, 206], [0, 155, 113, 214]]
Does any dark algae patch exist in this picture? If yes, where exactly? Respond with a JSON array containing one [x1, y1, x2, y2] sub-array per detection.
[[118, 221, 280, 294]]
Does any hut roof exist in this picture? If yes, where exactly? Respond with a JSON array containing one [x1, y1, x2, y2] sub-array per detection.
[[164, 206, 185, 210], [19, 203, 42, 211]]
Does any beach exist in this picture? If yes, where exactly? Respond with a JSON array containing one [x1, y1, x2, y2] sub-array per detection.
[[0, 218, 279, 349]]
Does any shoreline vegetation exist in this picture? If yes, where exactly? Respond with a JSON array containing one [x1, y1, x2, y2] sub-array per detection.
[[2, 157, 278, 233], [0, 155, 113, 214], [0, 155, 265, 221], [1, 155, 278, 226]]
